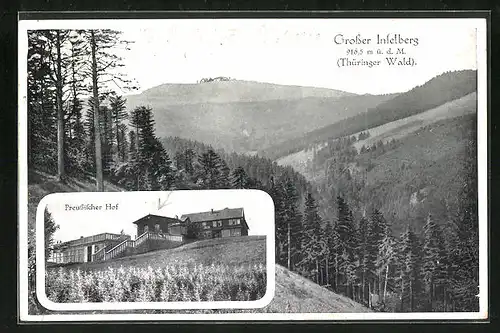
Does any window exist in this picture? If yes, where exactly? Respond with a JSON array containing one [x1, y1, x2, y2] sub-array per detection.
[[228, 219, 240, 225], [202, 222, 210, 229], [155, 224, 161, 232], [222, 229, 230, 237], [144, 225, 149, 233], [231, 228, 241, 237]]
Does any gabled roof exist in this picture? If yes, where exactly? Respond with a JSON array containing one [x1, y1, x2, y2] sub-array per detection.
[[132, 214, 182, 225], [180, 207, 244, 223]]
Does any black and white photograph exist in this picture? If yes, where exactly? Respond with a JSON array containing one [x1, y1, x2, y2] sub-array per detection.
[[18, 15, 488, 321], [35, 190, 273, 311]]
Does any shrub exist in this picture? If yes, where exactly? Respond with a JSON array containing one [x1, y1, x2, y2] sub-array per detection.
[[46, 263, 266, 303]]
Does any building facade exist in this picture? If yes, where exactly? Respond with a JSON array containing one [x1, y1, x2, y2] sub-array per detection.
[[180, 207, 249, 239], [48, 208, 249, 264], [132, 214, 187, 238]]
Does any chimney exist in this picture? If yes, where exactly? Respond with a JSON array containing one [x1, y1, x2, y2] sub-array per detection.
[[211, 208, 214, 213], [80, 236, 83, 239]]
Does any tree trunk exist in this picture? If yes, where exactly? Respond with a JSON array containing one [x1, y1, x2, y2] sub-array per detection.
[[91, 30, 104, 191], [383, 264, 389, 303], [116, 117, 121, 161], [410, 279, 413, 312], [378, 271, 383, 298], [334, 254, 338, 292], [135, 124, 140, 190], [429, 280, 433, 312], [316, 259, 319, 284], [361, 272, 365, 305], [55, 30, 65, 181], [325, 255, 329, 287], [443, 285, 447, 311], [400, 275, 404, 312], [368, 281, 371, 309]]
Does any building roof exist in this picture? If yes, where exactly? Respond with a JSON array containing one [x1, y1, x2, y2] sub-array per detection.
[[180, 207, 244, 223], [132, 214, 181, 225], [53, 232, 127, 250]]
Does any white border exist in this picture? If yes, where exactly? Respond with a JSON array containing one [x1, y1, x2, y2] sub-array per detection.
[[18, 17, 488, 321], [35, 191, 275, 311]]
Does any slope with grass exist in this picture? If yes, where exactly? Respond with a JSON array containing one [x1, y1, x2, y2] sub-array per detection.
[[51, 236, 267, 271], [28, 169, 124, 228], [352, 92, 477, 152]]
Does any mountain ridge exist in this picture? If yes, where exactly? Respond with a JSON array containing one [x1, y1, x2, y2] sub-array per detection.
[[124, 80, 396, 153], [127, 79, 357, 106]]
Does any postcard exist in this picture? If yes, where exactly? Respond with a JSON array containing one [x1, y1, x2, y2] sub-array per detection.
[[18, 14, 488, 322]]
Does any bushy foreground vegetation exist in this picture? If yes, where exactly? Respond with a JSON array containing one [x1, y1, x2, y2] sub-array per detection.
[[46, 264, 266, 303]]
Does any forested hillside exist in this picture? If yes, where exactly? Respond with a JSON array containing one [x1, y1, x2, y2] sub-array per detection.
[[261, 70, 477, 159]]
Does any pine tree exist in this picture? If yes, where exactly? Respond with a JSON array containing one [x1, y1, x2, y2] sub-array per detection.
[[174, 151, 185, 172], [369, 208, 388, 297], [101, 105, 114, 174], [27, 31, 58, 173], [397, 227, 423, 312], [109, 95, 128, 162], [335, 196, 358, 298], [376, 217, 397, 307], [129, 106, 174, 190], [298, 192, 325, 283], [117, 124, 129, 162], [85, 99, 113, 176], [44, 209, 60, 259], [43, 30, 71, 181], [283, 178, 302, 271], [89, 30, 104, 190], [183, 148, 196, 177], [269, 176, 287, 266], [422, 213, 447, 311], [198, 148, 222, 189], [323, 221, 338, 289], [85, 29, 138, 190], [357, 214, 370, 305], [217, 159, 231, 189], [64, 31, 89, 176]]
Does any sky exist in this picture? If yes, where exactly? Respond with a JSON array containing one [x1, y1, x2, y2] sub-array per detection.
[[46, 190, 274, 243], [114, 18, 480, 95], [20, 18, 481, 95]]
